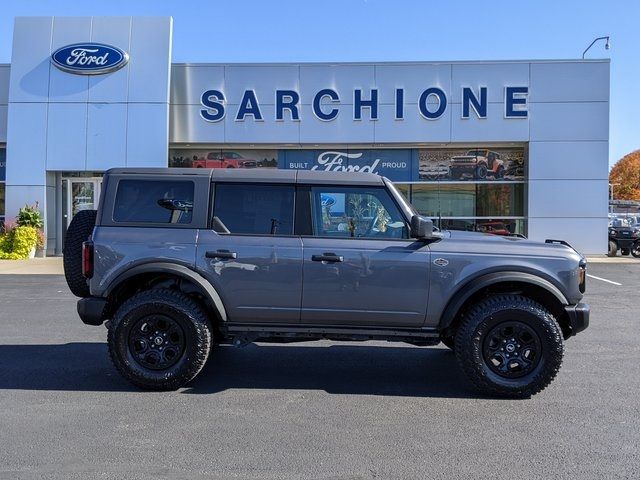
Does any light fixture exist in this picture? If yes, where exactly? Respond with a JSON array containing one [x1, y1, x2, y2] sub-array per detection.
[[582, 36, 610, 59]]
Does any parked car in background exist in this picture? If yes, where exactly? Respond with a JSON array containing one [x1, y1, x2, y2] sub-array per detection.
[[449, 149, 505, 180], [192, 151, 257, 169], [476, 221, 512, 236], [608, 218, 640, 257]]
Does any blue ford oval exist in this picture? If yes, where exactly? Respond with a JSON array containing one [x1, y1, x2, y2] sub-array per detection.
[[51, 43, 129, 75]]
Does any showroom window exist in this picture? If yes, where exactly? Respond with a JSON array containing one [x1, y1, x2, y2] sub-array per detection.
[[397, 146, 527, 236]]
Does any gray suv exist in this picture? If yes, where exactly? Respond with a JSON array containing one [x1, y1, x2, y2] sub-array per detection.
[[63, 168, 589, 398]]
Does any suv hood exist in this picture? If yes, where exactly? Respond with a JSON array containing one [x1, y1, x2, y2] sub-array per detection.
[[437, 229, 582, 260]]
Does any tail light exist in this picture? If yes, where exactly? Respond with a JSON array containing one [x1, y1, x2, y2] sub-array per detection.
[[82, 240, 94, 279], [578, 258, 587, 293]]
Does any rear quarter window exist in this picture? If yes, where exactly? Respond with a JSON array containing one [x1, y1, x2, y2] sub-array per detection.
[[113, 180, 194, 224]]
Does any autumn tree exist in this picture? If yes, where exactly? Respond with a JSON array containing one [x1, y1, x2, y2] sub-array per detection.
[[609, 150, 640, 201]]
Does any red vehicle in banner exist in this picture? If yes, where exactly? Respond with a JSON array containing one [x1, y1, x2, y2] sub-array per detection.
[[192, 151, 257, 169], [476, 221, 512, 236]]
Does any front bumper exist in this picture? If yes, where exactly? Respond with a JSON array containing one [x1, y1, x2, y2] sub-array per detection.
[[77, 297, 107, 326], [564, 303, 590, 337]]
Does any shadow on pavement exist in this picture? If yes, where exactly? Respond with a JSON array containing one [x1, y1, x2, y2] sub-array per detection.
[[0, 342, 479, 398]]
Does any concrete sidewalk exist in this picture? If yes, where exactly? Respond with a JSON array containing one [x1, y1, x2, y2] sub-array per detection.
[[0, 254, 637, 275], [0, 257, 64, 275]]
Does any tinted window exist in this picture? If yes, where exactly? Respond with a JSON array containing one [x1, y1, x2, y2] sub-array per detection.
[[213, 184, 294, 235], [310, 187, 407, 239], [113, 180, 194, 224]]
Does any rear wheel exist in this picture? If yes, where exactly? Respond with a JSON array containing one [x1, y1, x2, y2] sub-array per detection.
[[632, 242, 640, 258], [108, 289, 212, 390], [621, 247, 630, 256], [454, 295, 564, 398], [607, 240, 618, 257], [63, 209, 97, 297]]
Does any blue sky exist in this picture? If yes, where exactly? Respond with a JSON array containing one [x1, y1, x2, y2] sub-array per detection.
[[0, 0, 637, 167]]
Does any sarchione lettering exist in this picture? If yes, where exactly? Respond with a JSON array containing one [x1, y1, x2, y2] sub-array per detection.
[[66, 48, 110, 66], [200, 86, 529, 122]]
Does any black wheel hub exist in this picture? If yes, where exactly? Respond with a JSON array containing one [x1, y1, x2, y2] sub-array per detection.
[[128, 315, 186, 370], [482, 321, 542, 378]]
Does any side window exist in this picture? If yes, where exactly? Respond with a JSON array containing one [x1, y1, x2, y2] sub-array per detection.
[[212, 184, 294, 235], [310, 187, 407, 239], [113, 180, 194, 224]]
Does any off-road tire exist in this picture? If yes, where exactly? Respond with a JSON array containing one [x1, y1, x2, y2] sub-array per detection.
[[495, 166, 505, 179], [454, 295, 564, 398], [632, 241, 640, 258], [607, 240, 618, 257], [476, 163, 488, 179], [621, 247, 630, 256], [63, 209, 97, 297], [108, 289, 212, 390]]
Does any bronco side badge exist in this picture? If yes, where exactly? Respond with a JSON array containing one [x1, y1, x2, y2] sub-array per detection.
[[433, 258, 449, 267]]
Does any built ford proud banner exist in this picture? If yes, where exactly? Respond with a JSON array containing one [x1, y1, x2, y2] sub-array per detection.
[[278, 150, 414, 181]]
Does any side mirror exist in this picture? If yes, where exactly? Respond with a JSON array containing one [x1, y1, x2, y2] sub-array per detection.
[[410, 215, 434, 239]]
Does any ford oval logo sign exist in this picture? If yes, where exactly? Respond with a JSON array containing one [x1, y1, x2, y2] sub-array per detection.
[[51, 43, 129, 75]]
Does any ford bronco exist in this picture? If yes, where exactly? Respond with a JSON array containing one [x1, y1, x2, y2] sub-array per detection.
[[63, 168, 589, 398]]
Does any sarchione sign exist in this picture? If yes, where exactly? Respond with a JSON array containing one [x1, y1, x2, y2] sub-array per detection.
[[200, 86, 529, 122], [51, 43, 129, 75]]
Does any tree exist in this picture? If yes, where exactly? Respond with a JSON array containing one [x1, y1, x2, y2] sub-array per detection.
[[609, 150, 640, 201]]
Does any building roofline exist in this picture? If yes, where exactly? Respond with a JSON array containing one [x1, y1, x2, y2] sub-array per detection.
[[171, 58, 610, 67]]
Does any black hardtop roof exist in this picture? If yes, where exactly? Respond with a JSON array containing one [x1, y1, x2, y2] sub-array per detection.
[[105, 168, 386, 186]]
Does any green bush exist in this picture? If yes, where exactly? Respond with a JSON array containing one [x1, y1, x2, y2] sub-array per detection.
[[0, 226, 39, 260], [17, 203, 44, 229]]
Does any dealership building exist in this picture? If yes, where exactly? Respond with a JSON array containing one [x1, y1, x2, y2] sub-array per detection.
[[0, 16, 610, 254]]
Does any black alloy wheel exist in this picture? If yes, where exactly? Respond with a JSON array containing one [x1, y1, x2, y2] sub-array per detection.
[[128, 314, 186, 370], [482, 321, 542, 378], [632, 241, 640, 258]]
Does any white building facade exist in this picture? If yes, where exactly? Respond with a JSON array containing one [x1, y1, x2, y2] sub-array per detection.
[[0, 16, 610, 254]]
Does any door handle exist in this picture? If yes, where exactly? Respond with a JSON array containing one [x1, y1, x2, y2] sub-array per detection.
[[311, 253, 344, 263], [206, 249, 237, 260]]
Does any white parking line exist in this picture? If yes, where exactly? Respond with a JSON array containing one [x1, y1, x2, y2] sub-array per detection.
[[587, 274, 622, 286]]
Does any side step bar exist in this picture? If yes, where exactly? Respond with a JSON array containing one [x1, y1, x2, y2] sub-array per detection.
[[222, 324, 440, 347]]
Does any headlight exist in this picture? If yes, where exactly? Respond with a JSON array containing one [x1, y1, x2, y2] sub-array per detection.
[[610, 229, 616, 235]]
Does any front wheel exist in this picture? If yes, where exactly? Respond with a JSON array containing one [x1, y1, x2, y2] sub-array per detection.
[[632, 241, 640, 258], [607, 240, 618, 257], [108, 289, 212, 390], [454, 295, 564, 398]]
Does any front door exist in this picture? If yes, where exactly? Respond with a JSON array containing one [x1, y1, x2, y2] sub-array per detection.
[[301, 185, 430, 327], [196, 182, 303, 324]]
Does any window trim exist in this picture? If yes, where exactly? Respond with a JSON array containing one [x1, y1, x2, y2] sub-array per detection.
[[210, 182, 297, 238]]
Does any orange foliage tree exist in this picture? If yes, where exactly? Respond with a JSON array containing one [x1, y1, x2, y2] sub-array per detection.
[[609, 150, 640, 201]]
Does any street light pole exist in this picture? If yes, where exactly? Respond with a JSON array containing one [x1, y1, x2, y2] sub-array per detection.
[[583, 36, 610, 59]]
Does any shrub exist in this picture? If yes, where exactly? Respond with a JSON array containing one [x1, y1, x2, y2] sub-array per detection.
[[17, 203, 44, 229], [0, 226, 39, 259]]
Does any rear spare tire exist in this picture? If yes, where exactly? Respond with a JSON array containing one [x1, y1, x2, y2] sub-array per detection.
[[63, 209, 97, 297]]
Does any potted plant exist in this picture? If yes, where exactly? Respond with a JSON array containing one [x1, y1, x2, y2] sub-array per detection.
[[16, 202, 45, 258]]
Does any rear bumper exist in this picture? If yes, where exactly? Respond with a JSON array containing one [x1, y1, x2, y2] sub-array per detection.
[[564, 303, 590, 337], [77, 297, 107, 326]]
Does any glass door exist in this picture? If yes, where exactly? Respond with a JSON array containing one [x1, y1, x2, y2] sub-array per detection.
[[63, 178, 102, 234]]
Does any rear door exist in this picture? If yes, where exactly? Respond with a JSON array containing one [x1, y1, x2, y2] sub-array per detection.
[[300, 185, 430, 327], [196, 182, 303, 324]]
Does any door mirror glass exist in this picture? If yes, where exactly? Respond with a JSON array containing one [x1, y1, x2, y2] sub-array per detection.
[[411, 215, 434, 239]]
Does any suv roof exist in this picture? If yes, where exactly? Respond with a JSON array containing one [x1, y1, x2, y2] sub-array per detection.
[[105, 168, 385, 186]]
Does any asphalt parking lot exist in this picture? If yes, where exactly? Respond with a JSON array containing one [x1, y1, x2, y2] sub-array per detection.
[[0, 264, 638, 479]]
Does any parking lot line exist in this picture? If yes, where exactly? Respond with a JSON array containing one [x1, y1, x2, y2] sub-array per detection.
[[586, 273, 622, 286]]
